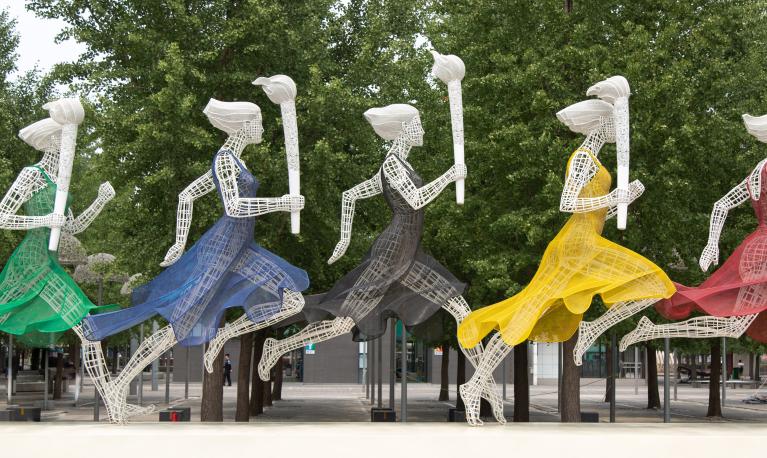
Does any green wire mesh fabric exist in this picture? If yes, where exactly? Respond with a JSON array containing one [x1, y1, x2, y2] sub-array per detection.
[[0, 166, 117, 347]]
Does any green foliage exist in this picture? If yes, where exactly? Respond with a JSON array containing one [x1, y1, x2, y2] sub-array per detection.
[[3, 1, 767, 355]]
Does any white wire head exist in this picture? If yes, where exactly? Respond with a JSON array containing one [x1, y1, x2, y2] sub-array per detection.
[[203, 98, 264, 144], [556, 99, 615, 140], [363, 104, 420, 142], [18, 118, 62, 152], [743, 114, 767, 143]]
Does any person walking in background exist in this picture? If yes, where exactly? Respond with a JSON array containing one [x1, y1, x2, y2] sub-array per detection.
[[223, 353, 232, 386]]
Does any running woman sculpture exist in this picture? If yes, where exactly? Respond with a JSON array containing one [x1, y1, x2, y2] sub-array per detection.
[[81, 98, 308, 423], [457, 77, 675, 425], [620, 113, 767, 350], [221, 102, 506, 422], [0, 100, 137, 420]]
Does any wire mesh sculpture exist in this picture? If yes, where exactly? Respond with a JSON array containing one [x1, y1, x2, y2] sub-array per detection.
[[456, 76, 675, 425], [0, 102, 135, 421], [224, 100, 504, 423], [620, 113, 767, 350], [80, 97, 309, 423]]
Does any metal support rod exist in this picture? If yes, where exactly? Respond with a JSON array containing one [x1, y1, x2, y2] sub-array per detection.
[[7, 334, 12, 404], [558, 344, 564, 413], [43, 348, 49, 410], [663, 337, 670, 423], [184, 346, 189, 400], [400, 321, 407, 422], [610, 333, 616, 423], [93, 386, 100, 421], [673, 350, 678, 401], [364, 343, 368, 399], [376, 335, 382, 408], [151, 321, 159, 391], [634, 346, 639, 395], [389, 318, 395, 410], [164, 350, 171, 404], [138, 325, 144, 406], [369, 336, 375, 406], [721, 337, 727, 407]]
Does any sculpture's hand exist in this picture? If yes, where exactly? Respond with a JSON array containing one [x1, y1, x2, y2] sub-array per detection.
[[328, 239, 350, 265], [281, 194, 304, 213], [98, 182, 116, 201], [449, 163, 467, 182], [45, 212, 66, 229], [627, 179, 645, 204], [160, 242, 185, 267], [699, 243, 719, 272]]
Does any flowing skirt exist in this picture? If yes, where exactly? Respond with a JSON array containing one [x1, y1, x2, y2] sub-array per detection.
[[0, 232, 117, 347], [459, 219, 675, 348], [83, 216, 309, 346], [655, 227, 767, 342]]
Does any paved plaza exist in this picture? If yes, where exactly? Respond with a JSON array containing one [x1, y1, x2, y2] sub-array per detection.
[[3, 376, 767, 423]]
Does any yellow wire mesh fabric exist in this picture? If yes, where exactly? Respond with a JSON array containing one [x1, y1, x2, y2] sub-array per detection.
[[458, 149, 674, 348]]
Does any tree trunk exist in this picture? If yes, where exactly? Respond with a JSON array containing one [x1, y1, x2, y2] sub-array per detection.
[[250, 330, 266, 416], [690, 353, 698, 382], [110, 343, 118, 375], [72, 342, 80, 379], [200, 341, 224, 421], [272, 357, 283, 401], [263, 369, 273, 407], [564, 0, 573, 13], [30, 348, 40, 371], [455, 348, 466, 410], [513, 341, 529, 422], [53, 352, 64, 400], [707, 339, 722, 417], [646, 344, 661, 409], [438, 347, 450, 401], [560, 333, 580, 422], [235, 331, 253, 422]]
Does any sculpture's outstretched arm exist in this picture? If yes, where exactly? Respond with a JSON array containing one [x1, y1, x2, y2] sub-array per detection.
[[327, 174, 383, 264], [215, 153, 302, 218], [560, 150, 643, 214], [160, 170, 215, 267], [699, 173, 753, 271], [0, 167, 59, 230], [381, 155, 464, 210], [64, 182, 115, 234]]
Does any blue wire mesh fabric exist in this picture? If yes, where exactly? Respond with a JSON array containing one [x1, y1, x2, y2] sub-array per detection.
[[303, 154, 465, 341], [83, 149, 309, 346]]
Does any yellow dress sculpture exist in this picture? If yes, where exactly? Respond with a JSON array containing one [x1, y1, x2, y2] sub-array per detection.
[[458, 149, 674, 348]]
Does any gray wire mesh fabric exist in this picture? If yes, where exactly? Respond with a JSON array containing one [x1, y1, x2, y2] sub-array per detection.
[[83, 150, 309, 345], [304, 154, 465, 341]]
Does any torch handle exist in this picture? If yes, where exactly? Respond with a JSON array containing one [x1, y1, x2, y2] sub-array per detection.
[[616, 165, 629, 230], [281, 100, 300, 234], [49, 123, 78, 251], [614, 97, 630, 231], [447, 80, 465, 205]]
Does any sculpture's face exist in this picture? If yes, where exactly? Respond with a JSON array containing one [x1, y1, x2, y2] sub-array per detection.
[[403, 116, 425, 147], [242, 116, 264, 144], [600, 116, 616, 143]]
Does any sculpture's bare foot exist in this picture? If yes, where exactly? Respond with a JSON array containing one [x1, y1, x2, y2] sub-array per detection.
[[574, 320, 597, 366], [258, 337, 280, 382], [459, 383, 484, 426], [204, 334, 227, 374], [481, 383, 506, 424], [620, 316, 654, 352]]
